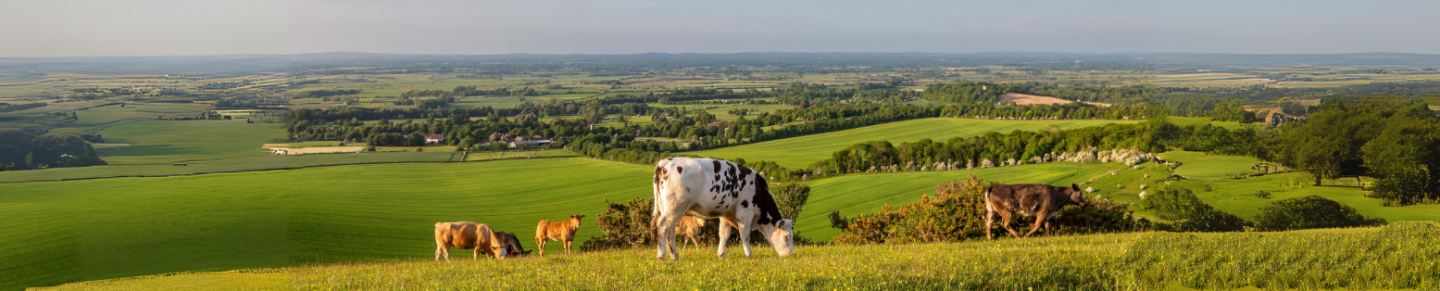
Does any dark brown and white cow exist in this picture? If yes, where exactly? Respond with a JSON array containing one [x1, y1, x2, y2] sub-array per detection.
[[983, 183, 1088, 240], [652, 157, 794, 260]]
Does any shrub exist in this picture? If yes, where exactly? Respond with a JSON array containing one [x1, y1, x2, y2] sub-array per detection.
[[1251, 195, 1387, 231], [1140, 189, 1250, 232], [581, 197, 654, 252], [1254, 190, 1271, 199]]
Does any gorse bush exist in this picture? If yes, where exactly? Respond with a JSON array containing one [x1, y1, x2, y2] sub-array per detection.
[[833, 175, 1145, 244], [1251, 195, 1386, 231], [1139, 189, 1250, 232], [583, 197, 654, 252]]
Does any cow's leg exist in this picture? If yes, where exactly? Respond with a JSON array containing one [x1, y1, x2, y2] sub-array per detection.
[[984, 207, 995, 241], [655, 206, 685, 260], [435, 241, 444, 261], [1000, 213, 1023, 238], [564, 238, 572, 254], [1025, 211, 1049, 238], [716, 218, 734, 257], [537, 238, 547, 257], [737, 222, 755, 258], [1043, 220, 1053, 236]]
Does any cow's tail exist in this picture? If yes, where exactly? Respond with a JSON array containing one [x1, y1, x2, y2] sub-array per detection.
[[983, 186, 994, 214], [535, 221, 549, 243]]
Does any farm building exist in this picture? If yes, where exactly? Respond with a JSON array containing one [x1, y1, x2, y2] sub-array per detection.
[[424, 134, 445, 145], [509, 139, 551, 148]]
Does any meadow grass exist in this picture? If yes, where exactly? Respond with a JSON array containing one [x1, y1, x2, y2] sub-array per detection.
[[34, 223, 1440, 291], [689, 118, 1139, 169]]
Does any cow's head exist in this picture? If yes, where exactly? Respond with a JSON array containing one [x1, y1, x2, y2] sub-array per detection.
[[760, 218, 795, 257], [1067, 183, 1088, 207], [570, 214, 587, 222]]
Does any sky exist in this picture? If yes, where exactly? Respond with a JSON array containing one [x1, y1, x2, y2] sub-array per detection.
[[2, 0, 1437, 57]]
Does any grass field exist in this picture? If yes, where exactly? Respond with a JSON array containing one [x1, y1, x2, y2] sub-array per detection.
[[0, 156, 1161, 290], [0, 158, 653, 290], [1156, 150, 1440, 223], [35, 222, 1440, 291], [689, 118, 1139, 169]]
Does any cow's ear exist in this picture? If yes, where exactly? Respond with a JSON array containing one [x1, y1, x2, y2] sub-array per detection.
[[1072, 184, 1081, 191]]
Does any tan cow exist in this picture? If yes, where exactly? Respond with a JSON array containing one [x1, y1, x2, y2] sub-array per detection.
[[984, 183, 1088, 240], [675, 216, 707, 249], [434, 221, 509, 261], [493, 231, 533, 257], [535, 214, 586, 255]]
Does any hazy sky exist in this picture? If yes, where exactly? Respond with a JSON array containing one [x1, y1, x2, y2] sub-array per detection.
[[2, 0, 1437, 57]]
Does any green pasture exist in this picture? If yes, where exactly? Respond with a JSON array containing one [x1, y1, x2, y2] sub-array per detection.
[[798, 162, 1125, 241], [690, 118, 1139, 169], [1157, 151, 1262, 180], [0, 158, 651, 290], [92, 120, 285, 165], [1166, 116, 1246, 130], [36, 223, 1440, 291]]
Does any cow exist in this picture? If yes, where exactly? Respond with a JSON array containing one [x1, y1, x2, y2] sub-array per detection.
[[675, 216, 707, 249], [535, 214, 585, 256], [434, 221, 508, 261], [984, 183, 1088, 240], [493, 231, 533, 257], [652, 157, 794, 260]]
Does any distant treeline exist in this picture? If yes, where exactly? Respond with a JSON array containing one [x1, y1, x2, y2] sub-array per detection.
[[0, 130, 106, 171], [0, 102, 47, 113], [919, 82, 1152, 105], [291, 89, 361, 99]]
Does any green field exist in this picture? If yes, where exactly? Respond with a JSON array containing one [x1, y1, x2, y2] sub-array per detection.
[[35, 223, 1440, 291], [0, 158, 653, 289], [690, 118, 1140, 169]]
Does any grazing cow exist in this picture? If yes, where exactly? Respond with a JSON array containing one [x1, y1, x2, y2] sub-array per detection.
[[535, 214, 585, 255], [493, 231, 533, 257], [984, 183, 1088, 240], [434, 222, 508, 261], [675, 216, 707, 249], [652, 157, 794, 260]]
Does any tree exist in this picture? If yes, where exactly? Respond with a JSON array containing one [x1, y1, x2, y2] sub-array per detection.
[[1362, 117, 1440, 205]]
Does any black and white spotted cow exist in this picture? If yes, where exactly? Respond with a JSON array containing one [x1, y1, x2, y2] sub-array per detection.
[[652, 157, 794, 260]]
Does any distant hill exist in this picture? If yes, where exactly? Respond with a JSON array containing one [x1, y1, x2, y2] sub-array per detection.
[[0, 55, 289, 76], [3, 52, 1438, 76]]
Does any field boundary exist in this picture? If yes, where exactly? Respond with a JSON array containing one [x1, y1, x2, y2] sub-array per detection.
[[0, 155, 578, 184]]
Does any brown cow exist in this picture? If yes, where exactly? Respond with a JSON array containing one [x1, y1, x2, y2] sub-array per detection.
[[675, 216, 707, 249], [493, 231, 533, 257], [434, 221, 509, 261], [984, 183, 1088, 240], [535, 214, 585, 255]]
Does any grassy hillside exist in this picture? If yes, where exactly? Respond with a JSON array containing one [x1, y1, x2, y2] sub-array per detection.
[[35, 223, 1440, 291], [689, 118, 1138, 169], [0, 156, 1152, 290]]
